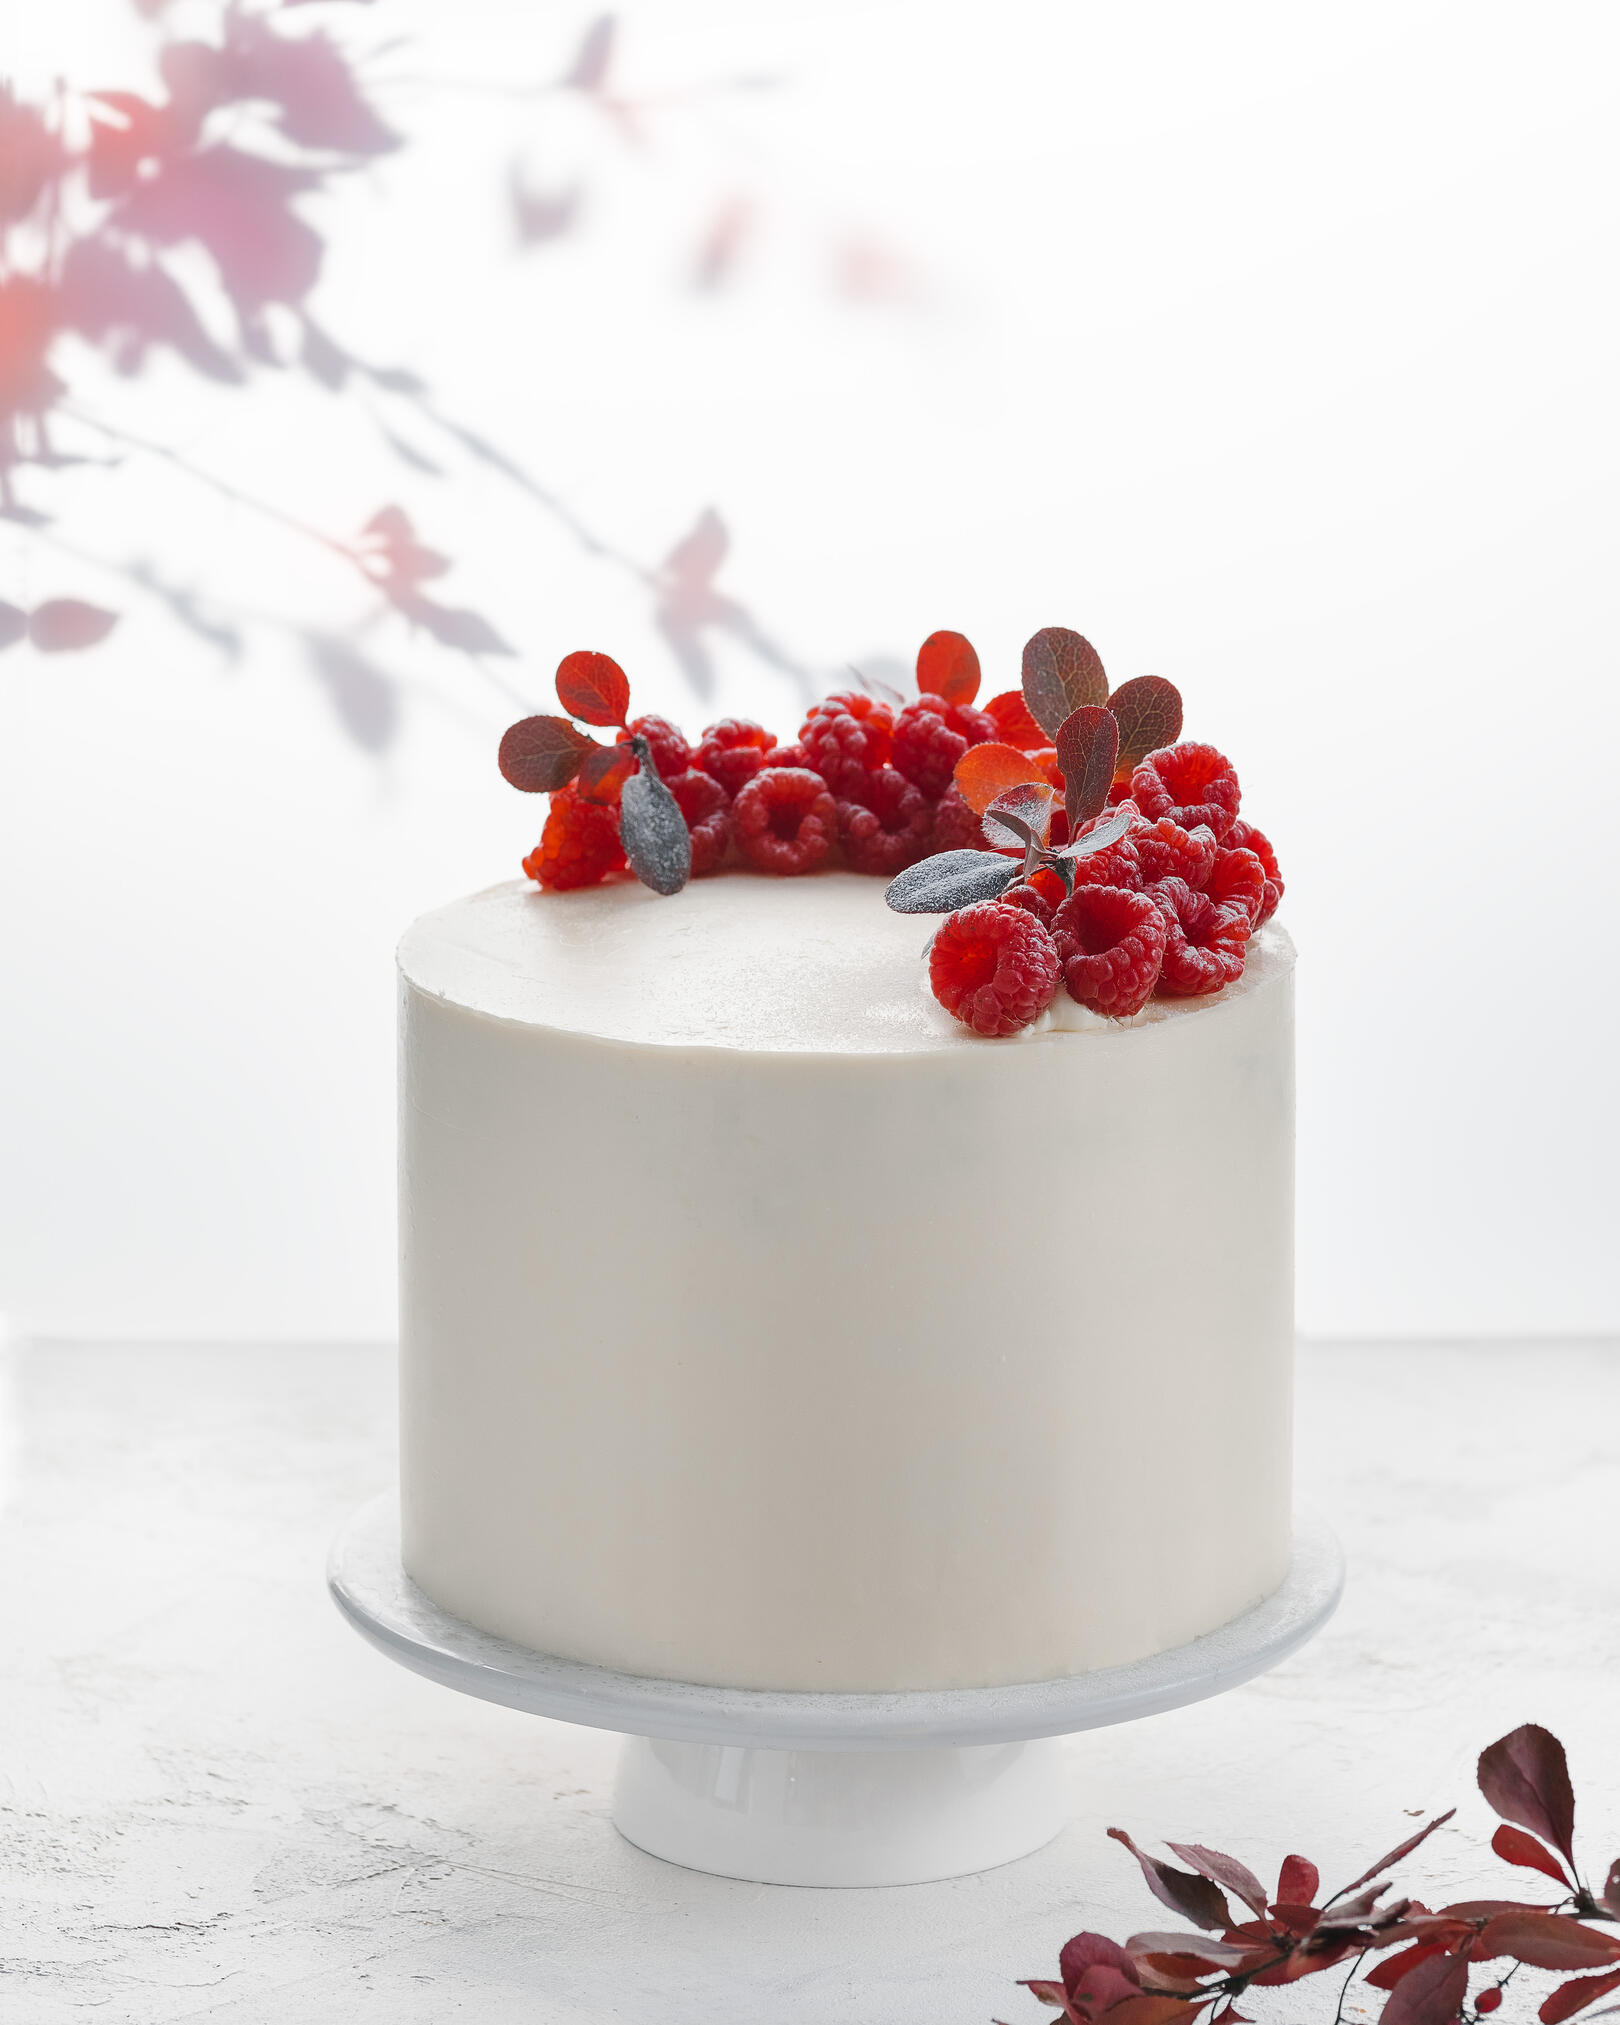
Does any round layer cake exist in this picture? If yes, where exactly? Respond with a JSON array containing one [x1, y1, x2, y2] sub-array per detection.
[[398, 872, 1295, 1693]]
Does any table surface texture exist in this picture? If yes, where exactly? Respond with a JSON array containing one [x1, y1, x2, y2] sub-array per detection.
[[2, 1340, 1616, 2024]]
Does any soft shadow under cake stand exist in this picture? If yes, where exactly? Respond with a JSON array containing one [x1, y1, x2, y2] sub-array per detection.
[[329, 1496, 1342, 1888]]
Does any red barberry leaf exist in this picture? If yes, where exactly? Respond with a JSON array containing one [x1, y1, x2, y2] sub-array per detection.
[[1127, 1934, 1258, 1972], [984, 688, 1049, 750], [1343, 1811, 1457, 1893], [1017, 1978, 1070, 2008], [1381, 1949, 1470, 2025], [916, 629, 981, 706], [1107, 675, 1184, 780], [1494, 1824, 1573, 1888], [1104, 2000, 1206, 2025], [1543, 1970, 1620, 2023], [1055, 705, 1120, 832], [1109, 1828, 1233, 1933], [28, 599, 120, 652], [1479, 1727, 1578, 1871], [555, 649, 630, 726], [1022, 626, 1108, 739], [1166, 1845, 1270, 1921], [1367, 1944, 1452, 1991], [0, 600, 26, 651], [1060, 1931, 1142, 1998], [954, 741, 1048, 815], [1277, 1855, 1321, 1907], [575, 742, 635, 804], [1604, 1862, 1620, 1916], [498, 713, 594, 791], [885, 849, 1020, 915], [983, 781, 1059, 852], [1475, 1914, 1620, 1972]]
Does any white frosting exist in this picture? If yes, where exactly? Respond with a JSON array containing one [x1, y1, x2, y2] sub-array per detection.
[[398, 875, 1296, 1692]]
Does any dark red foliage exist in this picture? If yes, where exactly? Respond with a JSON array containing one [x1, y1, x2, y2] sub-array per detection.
[[915, 628, 980, 705], [1018, 1729, 1617, 2025], [983, 688, 1049, 751], [555, 650, 630, 727]]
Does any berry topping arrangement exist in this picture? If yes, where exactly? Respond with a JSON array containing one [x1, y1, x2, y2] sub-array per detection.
[[497, 626, 1283, 1037]]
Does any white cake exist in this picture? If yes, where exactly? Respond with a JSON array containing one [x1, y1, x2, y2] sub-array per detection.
[[397, 871, 1295, 1693]]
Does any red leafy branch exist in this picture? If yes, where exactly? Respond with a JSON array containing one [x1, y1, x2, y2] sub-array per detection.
[[1014, 1728, 1620, 2025]]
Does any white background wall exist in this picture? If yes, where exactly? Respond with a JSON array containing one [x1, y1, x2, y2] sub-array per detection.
[[2, 0, 1616, 1343]]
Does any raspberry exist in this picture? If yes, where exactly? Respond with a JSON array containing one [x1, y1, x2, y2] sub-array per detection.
[[837, 766, 933, 875], [1051, 884, 1168, 1017], [1229, 818, 1283, 924], [983, 689, 1049, 751], [771, 740, 810, 770], [521, 787, 626, 891], [731, 766, 838, 874], [616, 713, 691, 781], [696, 719, 776, 797], [929, 902, 1060, 1037], [931, 783, 990, 852], [1130, 742, 1241, 841], [667, 768, 731, 877], [1067, 812, 1143, 890], [1206, 843, 1266, 926], [1132, 816, 1218, 889], [800, 691, 894, 796], [892, 692, 997, 798], [1147, 876, 1250, 996], [999, 879, 1057, 928]]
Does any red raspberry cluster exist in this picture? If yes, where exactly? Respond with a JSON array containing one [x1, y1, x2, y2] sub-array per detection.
[[927, 741, 1284, 1036], [523, 684, 1003, 890]]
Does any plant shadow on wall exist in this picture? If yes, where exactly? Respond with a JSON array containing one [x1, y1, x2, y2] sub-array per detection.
[[1010, 1726, 1620, 2025], [0, 3, 917, 745]]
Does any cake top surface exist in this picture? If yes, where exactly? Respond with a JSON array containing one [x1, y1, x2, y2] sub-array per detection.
[[400, 876, 1294, 1056]]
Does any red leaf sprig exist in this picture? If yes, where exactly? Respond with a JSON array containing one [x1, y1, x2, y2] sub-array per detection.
[[1015, 1727, 1620, 2025]]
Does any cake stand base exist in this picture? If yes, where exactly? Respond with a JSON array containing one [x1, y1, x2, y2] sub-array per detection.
[[329, 1498, 1342, 1887], [613, 1735, 1069, 1886]]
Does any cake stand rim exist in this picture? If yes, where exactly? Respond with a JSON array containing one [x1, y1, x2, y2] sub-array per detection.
[[328, 1496, 1343, 1750]]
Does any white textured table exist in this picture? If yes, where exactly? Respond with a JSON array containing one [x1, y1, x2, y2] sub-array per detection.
[[2, 1342, 1617, 2023]]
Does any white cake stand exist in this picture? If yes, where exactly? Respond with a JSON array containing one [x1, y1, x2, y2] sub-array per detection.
[[329, 1496, 1342, 1888]]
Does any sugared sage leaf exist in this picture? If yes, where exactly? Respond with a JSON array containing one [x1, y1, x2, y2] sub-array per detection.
[[498, 713, 594, 792], [1021, 626, 1108, 739], [1053, 804, 1135, 861], [1055, 705, 1119, 832], [554, 649, 630, 727], [1107, 675, 1184, 781], [916, 629, 981, 706], [885, 849, 1020, 914], [619, 734, 691, 895], [953, 741, 1048, 815], [982, 781, 1059, 851]]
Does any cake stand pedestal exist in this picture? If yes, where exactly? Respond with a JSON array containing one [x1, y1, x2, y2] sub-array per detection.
[[329, 1498, 1342, 1888]]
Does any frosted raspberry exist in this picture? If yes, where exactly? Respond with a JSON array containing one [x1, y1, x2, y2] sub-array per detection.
[[983, 689, 1049, 751], [838, 766, 933, 875], [892, 692, 997, 797], [931, 783, 990, 852], [1228, 818, 1283, 924], [929, 902, 1060, 1037], [521, 787, 626, 891], [1206, 843, 1267, 926], [667, 768, 731, 876], [1132, 816, 1218, 889], [1130, 743, 1241, 841], [616, 713, 691, 780], [732, 766, 838, 874], [800, 691, 894, 796], [697, 719, 777, 797], [1052, 885, 1168, 1017], [1148, 876, 1250, 996]]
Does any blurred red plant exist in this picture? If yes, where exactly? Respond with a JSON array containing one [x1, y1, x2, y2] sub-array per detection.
[[0, 1, 810, 740], [1009, 1727, 1620, 2025]]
